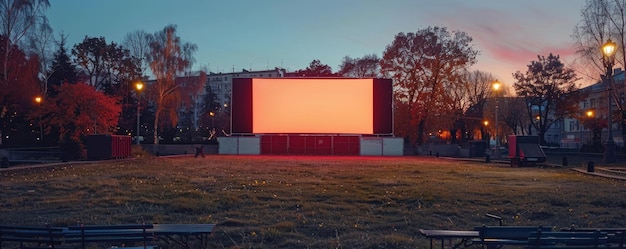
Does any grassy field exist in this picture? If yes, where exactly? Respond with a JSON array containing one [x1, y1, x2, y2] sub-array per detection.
[[0, 155, 625, 248]]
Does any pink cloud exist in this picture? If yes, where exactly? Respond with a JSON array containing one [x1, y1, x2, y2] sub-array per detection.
[[425, 3, 579, 65]]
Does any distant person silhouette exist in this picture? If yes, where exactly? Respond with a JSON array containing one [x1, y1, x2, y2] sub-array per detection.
[[195, 146, 205, 158]]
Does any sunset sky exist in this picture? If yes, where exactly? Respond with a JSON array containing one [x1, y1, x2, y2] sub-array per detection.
[[47, 0, 588, 88]]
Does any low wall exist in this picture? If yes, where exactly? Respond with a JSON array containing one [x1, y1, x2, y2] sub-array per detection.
[[418, 143, 460, 157], [219, 136, 404, 156], [141, 144, 218, 156], [218, 137, 261, 155], [360, 137, 404, 156]]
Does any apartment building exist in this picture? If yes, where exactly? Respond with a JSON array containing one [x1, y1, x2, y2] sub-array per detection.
[[560, 68, 625, 149], [207, 67, 287, 108]]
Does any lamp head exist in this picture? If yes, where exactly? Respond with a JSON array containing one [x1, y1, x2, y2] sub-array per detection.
[[135, 81, 144, 91], [493, 80, 501, 91], [602, 39, 617, 58]]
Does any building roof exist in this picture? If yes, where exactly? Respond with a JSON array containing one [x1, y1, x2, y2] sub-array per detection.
[[582, 68, 624, 92]]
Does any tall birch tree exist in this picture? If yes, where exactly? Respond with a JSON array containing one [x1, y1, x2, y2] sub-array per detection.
[[147, 25, 200, 144]]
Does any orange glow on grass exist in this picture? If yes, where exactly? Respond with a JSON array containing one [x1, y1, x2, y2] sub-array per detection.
[[252, 78, 374, 134]]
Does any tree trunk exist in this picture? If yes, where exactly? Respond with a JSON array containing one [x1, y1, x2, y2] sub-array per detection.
[[450, 128, 457, 144], [593, 128, 602, 152], [416, 119, 425, 145], [153, 108, 160, 145]]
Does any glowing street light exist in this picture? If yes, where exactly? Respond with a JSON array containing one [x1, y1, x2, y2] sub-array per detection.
[[601, 39, 617, 163], [135, 81, 144, 145], [493, 80, 501, 159]]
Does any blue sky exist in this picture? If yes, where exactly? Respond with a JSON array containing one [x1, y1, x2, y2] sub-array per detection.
[[47, 0, 587, 86]]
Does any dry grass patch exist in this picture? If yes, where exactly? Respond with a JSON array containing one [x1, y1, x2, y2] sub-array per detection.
[[0, 155, 625, 248]]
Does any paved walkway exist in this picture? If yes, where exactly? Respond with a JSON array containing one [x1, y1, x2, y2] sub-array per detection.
[[445, 155, 626, 181], [571, 167, 626, 181]]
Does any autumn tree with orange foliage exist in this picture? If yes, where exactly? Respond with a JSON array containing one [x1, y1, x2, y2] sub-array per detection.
[[381, 27, 478, 144], [34, 83, 121, 159]]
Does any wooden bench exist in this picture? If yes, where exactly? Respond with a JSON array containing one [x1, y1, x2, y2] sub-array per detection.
[[419, 229, 479, 249], [65, 224, 155, 249], [0, 225, 67, 249], [473, 225, 551, 249], [526, 230, 608, 249], [1, 223, 215, 249]]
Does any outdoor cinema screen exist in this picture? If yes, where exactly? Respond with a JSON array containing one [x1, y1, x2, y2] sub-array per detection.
[[231, 78, 392, 135]]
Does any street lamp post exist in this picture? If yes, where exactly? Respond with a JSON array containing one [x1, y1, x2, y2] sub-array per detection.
[[483, 120, 490, 151], [586, 110, 595, 149], [135, 81, 144, 145], [602, 39, 617, 163], [493, 80, 501, 159], [34, 96, 43, 142]]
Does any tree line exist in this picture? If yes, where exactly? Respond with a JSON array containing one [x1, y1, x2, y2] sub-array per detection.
[[0, 0, 615, 159]]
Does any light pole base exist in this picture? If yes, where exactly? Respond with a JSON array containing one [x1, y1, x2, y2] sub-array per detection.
[[603, 140, 617, 163]]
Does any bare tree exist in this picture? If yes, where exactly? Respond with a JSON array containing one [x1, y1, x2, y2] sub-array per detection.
[[604, 0, 626, 70], [499, 97, 529, 136], [573, 0, 626, 147], [451, 70, 495, 142], [25, 18, 54, 95], [337, 54, 381, 78], [571, 0, 626, 79], [123, 30, 150, 77], [0, 0, 49, 83]]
